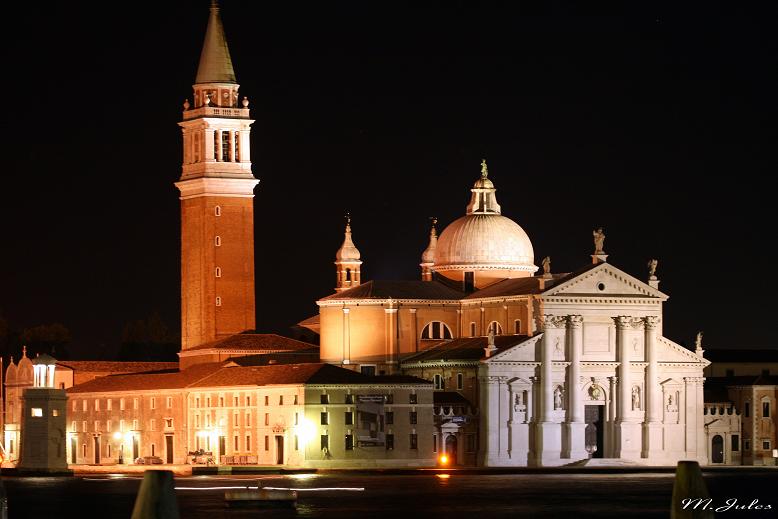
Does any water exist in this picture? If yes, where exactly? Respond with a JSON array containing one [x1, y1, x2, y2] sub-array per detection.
[[2, 470, 777, 518]]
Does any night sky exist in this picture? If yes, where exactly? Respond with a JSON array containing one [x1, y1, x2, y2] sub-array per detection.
[[1, 2, 776, 359]]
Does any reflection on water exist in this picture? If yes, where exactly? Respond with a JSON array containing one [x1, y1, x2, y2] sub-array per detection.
[[3, 470, 778, 519]]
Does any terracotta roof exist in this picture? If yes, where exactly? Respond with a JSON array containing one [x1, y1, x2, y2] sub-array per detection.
[[463, 276, 549, 299], [67, 362, 430, 394], [296, 315, 320, 327], [226, 349, 321, 367], [704, 349, 778, 363], [184, 333, 317, 352], [320, 280, 465, 301], [401, 335, 530, 363], [57, 361, 178, 374], [433, 391, 472, 406], [67, 363, 221, 394]]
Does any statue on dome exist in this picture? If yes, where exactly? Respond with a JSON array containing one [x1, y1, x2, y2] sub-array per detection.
[[542, 256, 551, 276], [593, 228, 605, 253], [480, 159, 489, 178], [648, 258, 658, 279]]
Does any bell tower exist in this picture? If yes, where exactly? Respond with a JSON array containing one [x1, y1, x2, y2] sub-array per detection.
[[176, 1, 258, 351]]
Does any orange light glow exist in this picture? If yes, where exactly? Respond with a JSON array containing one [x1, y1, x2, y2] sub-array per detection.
[[439, 454, 449, 465]]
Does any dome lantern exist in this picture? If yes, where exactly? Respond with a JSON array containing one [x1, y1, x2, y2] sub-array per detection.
[[32, 353, 58, 389]]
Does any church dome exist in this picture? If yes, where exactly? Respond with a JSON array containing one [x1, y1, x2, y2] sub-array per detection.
[[432, 161, 537, 283], [335, 218, 361, 262], [435, 214, 535, 272]]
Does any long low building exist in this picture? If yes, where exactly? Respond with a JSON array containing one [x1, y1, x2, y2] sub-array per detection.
[[65, 361, 435, 468]]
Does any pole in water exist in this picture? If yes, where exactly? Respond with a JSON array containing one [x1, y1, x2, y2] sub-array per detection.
[[131, 470, 180, 519], [671, 461, 714, 519]]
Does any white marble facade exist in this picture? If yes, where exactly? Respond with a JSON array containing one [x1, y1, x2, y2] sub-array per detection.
[[478, 262, 709, 466]]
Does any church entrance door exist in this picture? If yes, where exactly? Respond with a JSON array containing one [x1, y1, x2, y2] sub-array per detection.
[[712, 435, 724, 463], [445, 434, 458, 465], [584, 405, 604, 458]]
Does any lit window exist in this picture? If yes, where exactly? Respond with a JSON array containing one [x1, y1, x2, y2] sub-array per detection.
[[107, 399, 112, 411], [214, 205, 221, 217], [72, 400, 77, 411], [421, 321, 453, 340], [215, 236, 221, 246], [120, 398, 125, 411], [52, 409, 59, 417], [215, 267, 222, 278], [31, 408, 43, 417], [216, 296, 222, 306], [95, 400, 100, 411], [82, 400, 87, 411]]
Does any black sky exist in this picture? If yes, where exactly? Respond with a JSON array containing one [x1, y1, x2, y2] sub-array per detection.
[[1, 2, 776, 359]]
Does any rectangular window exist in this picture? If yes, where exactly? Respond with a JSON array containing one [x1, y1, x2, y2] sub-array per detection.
[[31, 408, 43, 417], [107, 399, 112, 411], [94, 421, 100, 432], [264, 413, 269, 426], [133, 398, 139, 410], [295, 435, 299, 451], [386, 434, 394, 450], [320, 394, 329, 404], [457, 373, 464, 390], [433, 374, 444, 390], [246, 395, 251, 406], [466, 434, 476, 453], [470, 322, 477, 337], [195, 397, 200, 408], [195, 415, 200, 428], [82, 400, 87, 412], [246, 435, 251, 451], [763, 440, 771, 450], [763, 369, 770, 376], [246, 412, 251, 427], [264, 395, 269, 406], [235, 131, 240, 162], [265, 435, 269, 451], [386, 412, 394, 425], [166, 396, 172, 409], [294, 412, 299, 426], [763, 402, 771, 418], [234, 412, 239, 426], [294, 395, 298, 405], [745, 440, 751, 450], [107, 420, 112, 432], [82, 421, 87, 432], [150, 397, 156, 410], [345, 393, 354, 404], [150, 419, 155, 431], [321, 435, 329, 450], [132, 419, 138, 430], [151, 444, 156, 457], [71, 421, 76, 432], [410, 411, 417, 425], [234, 435, 239, 451], [95, 400, 100, 411], [120, 419, 125, 432], [321, 412, 329, 425], [409, 393, 418, 404], [279, 395, 284, 405], [72, 400, 77, 411], [514, 319, 521, 335], [385, 394, 394, 404], [745, 402, 751, 417], [410, 433, 418, 450], [432, 434, 437, 452], [52, 409, 59, 417], [120, 398, 126, 411], [219, 396, 224, 407], [165, 418, 173, 428], [345, 411, 353, 425], [234, 396, 239, 406], [206, 397, 211, 407], [731, 435, 740, 452], [345, 434, 354, 451]]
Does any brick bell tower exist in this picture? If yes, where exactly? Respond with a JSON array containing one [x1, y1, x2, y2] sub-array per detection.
[[176, 0, 258, 351]]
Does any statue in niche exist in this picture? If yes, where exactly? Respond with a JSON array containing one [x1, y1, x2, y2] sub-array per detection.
[[593, 228, 606, 253], [554, 337, 562, 355], [648, 258, 658, 278], [632, 386, 641, 410], [590, 384, 603, 400], [514, 392, 523, 411], [554, 386, 564, 410]]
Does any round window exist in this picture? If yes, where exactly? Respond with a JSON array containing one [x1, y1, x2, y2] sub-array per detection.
[[597, 283, 606, 291]]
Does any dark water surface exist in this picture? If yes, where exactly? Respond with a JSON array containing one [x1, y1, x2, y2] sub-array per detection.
[[3, 470, 778, 518]]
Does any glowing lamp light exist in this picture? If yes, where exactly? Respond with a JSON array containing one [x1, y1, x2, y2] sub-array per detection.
[[113, 432, 123, 440], [298, 418, 317, 445], [438, 454, 449, 466]]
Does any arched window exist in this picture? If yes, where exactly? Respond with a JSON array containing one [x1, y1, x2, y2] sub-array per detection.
[[762, 397, 771, 418], [215, 236, 221, 247], [514, 319, 521, 335], [433, 374, 444, 390], [345, 268, 351, 281], [421, 321, 453, 340], [214, 205, 221, 217], [470, 322, 477, 337], [487, 321, 503, 336]]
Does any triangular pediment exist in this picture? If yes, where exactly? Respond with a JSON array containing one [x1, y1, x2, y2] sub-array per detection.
[[657, 337, 710, 365], [543, 262, 667, 300], [486, 335, 540, 363]]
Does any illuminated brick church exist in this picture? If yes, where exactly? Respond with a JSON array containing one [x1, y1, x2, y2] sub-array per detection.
[[3, 1, 712, 469]]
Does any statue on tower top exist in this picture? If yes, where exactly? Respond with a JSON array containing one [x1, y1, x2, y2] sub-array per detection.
[[480, 159, 489, 179], [593, 228, 605, 254], [648, 258, 658, 279]]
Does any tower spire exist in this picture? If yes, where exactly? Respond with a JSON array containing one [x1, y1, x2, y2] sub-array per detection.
[[196, 0, 236, 84], [335, 214, 363, 292], [466, 159, 501, 215], [420, 217, 438, 281]]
